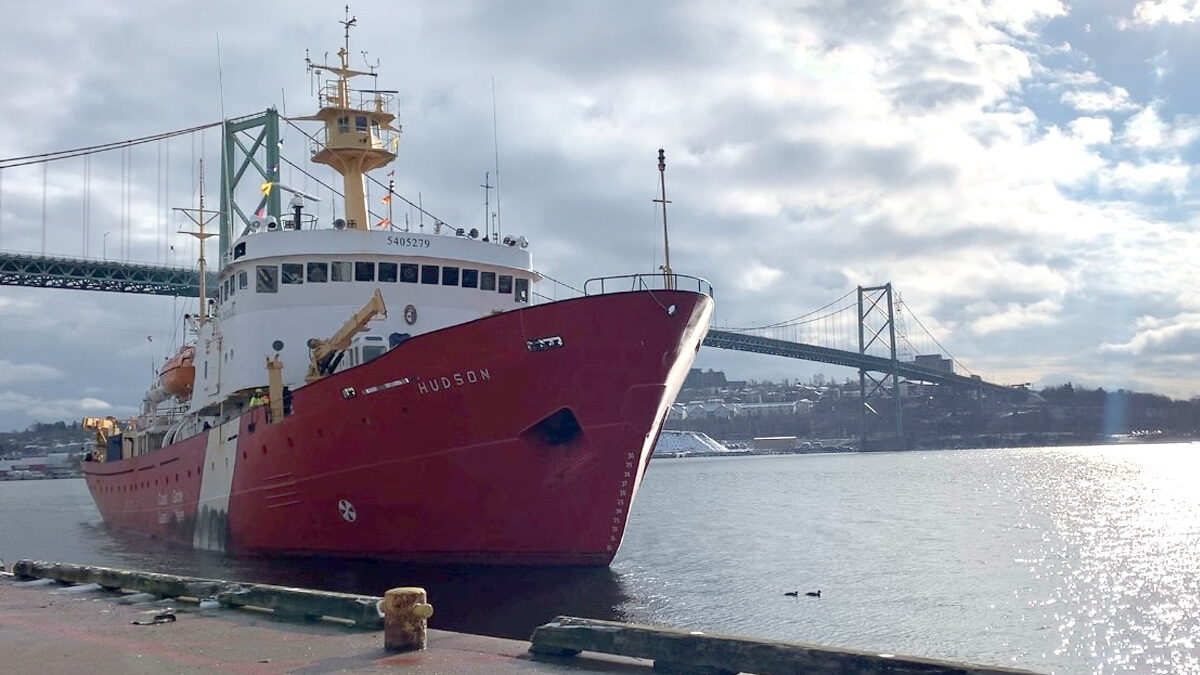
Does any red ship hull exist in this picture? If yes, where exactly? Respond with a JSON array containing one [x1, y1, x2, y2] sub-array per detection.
[[82, 289, 712, 565]]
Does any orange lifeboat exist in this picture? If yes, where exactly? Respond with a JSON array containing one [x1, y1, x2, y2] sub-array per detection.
[[159, 345, 196, 401]]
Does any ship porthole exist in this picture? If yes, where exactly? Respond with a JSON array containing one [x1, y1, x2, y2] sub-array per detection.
[[338, 499, 357, 523]]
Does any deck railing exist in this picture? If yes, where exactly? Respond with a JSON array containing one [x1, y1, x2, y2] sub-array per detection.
[[584, 273, 714, 298]]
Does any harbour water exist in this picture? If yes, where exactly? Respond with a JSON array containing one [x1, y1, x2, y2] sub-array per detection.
[[1, 444, 1197, 674]]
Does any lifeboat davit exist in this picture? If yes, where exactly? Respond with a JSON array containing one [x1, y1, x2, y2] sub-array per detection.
[[159, 345, 195, 401]]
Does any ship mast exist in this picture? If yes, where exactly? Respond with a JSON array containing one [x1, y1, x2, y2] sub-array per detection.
[[653, 148, 674, 290], [300, 7, 399, 230], [176, 160, 219, 323]]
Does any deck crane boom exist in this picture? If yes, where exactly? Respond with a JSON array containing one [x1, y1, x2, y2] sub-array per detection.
[[305, 289, 388, 383]]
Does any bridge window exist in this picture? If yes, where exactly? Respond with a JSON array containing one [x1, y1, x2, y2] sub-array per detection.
[[233, 242, 246, 259], [461, 269, 478, 289], [337, 116, 349, 133], [378, 262, 398, 283], [400, 263, 418, 283], [355, 262, 375, 282], [498, 275, 513, 294], [515, 278, 529, 303], [282, 263, 303, 285], [228, 277, 235, 297], [238, 271, 248, 290], [481, 272, 497, 291], [421, 265, 439, 285], [356, 116, 368, 131], [331, 261, 352, 282], [256, 266, 278, 293], [442, 266, 459, 286], [307, 262, 328, 283]]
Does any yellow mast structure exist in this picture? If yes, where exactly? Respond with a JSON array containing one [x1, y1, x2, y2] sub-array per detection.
[[299, 9, 399, 230]]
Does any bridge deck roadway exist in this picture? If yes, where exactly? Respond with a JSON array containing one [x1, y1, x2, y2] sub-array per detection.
[[0, 252, 216, 298], [703, 329, 1019, 396]]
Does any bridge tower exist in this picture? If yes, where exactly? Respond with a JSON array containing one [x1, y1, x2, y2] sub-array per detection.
[[220, 109, 282, 261], [858, 284, 904, 449]]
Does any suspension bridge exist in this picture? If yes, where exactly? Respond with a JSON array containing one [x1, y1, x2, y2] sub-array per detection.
[[0, 109, 1021, 448]]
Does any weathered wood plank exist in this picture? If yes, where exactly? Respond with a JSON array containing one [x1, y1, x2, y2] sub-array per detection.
[[13, 560, 223, 598], [529, 616, 1041, 675], [215, 582, 383, 627], [13, 560, 383, 628]]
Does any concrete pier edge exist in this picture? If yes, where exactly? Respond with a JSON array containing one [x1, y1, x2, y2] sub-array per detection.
[[12, 559, 384, 628], [529, 615, 1041, 675], [8, 560, 1043, 674]]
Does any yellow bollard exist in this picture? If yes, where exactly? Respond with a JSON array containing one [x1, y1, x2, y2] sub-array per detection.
[[381, 586, 434, 652]]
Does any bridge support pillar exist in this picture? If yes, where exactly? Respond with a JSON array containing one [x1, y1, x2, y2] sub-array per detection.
[[220, 109, 282, 262], [858, 284, 904, 450]]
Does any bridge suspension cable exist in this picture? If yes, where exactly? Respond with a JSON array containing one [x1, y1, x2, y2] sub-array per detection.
[[896, 298, 976, 377], [0, 120, 224, 170], [728, 288, 857, 331]]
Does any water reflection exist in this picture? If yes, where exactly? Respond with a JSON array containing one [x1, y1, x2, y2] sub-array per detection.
[[73, 518, 629, 640], [1019, 446, 1200, 673], [5, 444, 1199, 672]]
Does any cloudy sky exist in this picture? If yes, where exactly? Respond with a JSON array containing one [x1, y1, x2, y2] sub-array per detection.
[[1, 0, 1199, 431]]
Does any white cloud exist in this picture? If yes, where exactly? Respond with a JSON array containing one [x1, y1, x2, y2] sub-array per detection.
[[1069, 116, 1113, 145], [736, 263, 783, 292], [1118, 103, 1200, 150], [970, 299, 1064, 335], [1101, 313, 1200, 356], [0, 360, 65, 385], [984, 0, 1067, 35], [1060, 87, 1137, 113], [1128, 1, 1200, 27], [1122, 105, 1168, 148], [0, 390, 127, 422], [1099, 160, 1191, 196]]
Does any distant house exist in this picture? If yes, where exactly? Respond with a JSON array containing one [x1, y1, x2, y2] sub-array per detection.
[[684, 402, 739, 420], [740, 401, 798, 417]]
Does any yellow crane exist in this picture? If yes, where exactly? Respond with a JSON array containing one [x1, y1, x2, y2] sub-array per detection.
[[81, 416, 120, 461], [305, 289, 388, 384]]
